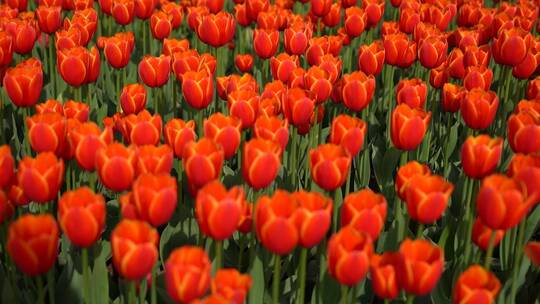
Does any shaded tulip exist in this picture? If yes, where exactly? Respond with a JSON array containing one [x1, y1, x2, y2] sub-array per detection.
[[212, 269, 252, 304], [370, 253, 400, 300], [461, 89, 499, 130], [57, 46, 101, 87], [472, 218, 505, 251], [0, 145, 14, 188], [70, 122, 114, 171], [323, 2, 342, 28], [461, 135, 502, 179], [36, 5, 62, 34], [270, 53, 299, 83], [165, 246, 211, 303], [4, 18, 38, 55], [395, 160, 431, 201], [304, 66, 332, 103], [0, 30, 13, 67], [182, 70, 214, 109], [111, 219, 159, 280], [310, 0, 331, 17], [453, 265, 501, 304], [63, 100, 90, 122], [507, 153, 540, 178], [164, 118, 196, 158], [391, 104, 431, 151], [112, 0, 135, 25], [328, 226, 373, 286], [293, 191, 332, 248], [36, 99, 63, 115], [397, 239, 444, 295], [150, 10, 172, 40], [399, 8, 420, 34], [122, 110, 162, 146], [446, 48, 465, 79], [441, 83, 464, 113], [358, 40, 385, 76], [197, 12, 236, 48], [138, 55, 170, 88], [235, 54, 253, 73], [527, 77, 540, 100], [284, 22, 311, 55], [96, 143, 137, 192], [26, 112, 67, 155], [341, 71, 376, 112], [492, 27, 532, 66], [507, 110, 540, 154], [182, 138, 224, 190], [253, 115, 289, 152], [3, 58, 43, 107], [463, 44, 491, 69], [227, 90, 259, 129], [463, 66, 493, 91], [344, 7, 367, 38], [282, 87, 315, 127], [58, 187, 106, 247], [242, 139, 281, 189], [255, 190, 299, 255], [245, 0, 269, 22], [120, 83, 147, 114], [396, 78, 428, 109], [135, 144, 173, 175], [162, 38, 190, 56], [309, 144, 351, 191], [383, 33, 417, 68], [17, 152, 64, 203], [55, 27, 83, 51], [287, 67, 305, 89], [341, 189, 387, 240], [99, 32, 135, 69], [7, 214, 58, 276], [405, 174, 454, 224], [132, 173, 177, 227], [196, 180, 245, 240], [204, 113, 241, 160], [253, 29, 279, 60], [0, 190, 14, 224], [134, 0, 157, 19], [329, 115, 367, 157], [418, 36, 448, 69], [525, 242, 540, 267]]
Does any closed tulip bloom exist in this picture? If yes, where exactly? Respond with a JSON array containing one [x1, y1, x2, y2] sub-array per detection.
[[507, 110, 540, 154], [396, 78, 428, 109], [418, 36, 448, 69], [196, 180, 245, 240], [162, 38, 190, 56], [111, 219, 158, 280], [358, 40, 385, 76], [182, 70, 214, 109], [270, 53, 299, 83], [322, 2, 341, 28], [461, 89, 499, 130], [4, 18, 38, 55], [253, 29, 279, 59], [341, 189, 387, 240], [197, 12, 236, 48], [204, 113, 241, 160], [183, 138, 224, 190], [391, 104, 431, 151], [344, 7, 367, 38], [120, 84, 147, 114], [36, 5, 62, 34], [99, 32, 135, 69], [370, 253, 400, 300], [242, 138, 281, 189], [122, 110, 162, 146], [463, 66, 493, 91], [245, 0, 269, 22], [55, 27, 83, 51], [507, 153, 540, 178], [253, 116, 289, 152], [0, 30, 13, 67], [57, 46, 101, 87], [461, 135, 502, 179], [132, 173, 177, 227], [3, 58, 43, 107], [0, 146, 14, 188], [17, 152, 64, 203], [527, 77, 540, 100], [525, 242, 540, 267], [453, 265, 501, 304], [310, 144, 351, 191], [293, 191, 332, 248], [282, 87, 315, 128], [165, 246, 211, 303], [398, 8, 420, 34], [235, 54, 253, 72], [512, 48, 539, 80], [26, 112, 67, 155], [112, 0, 135, 25], [164, 118, 196, 158], [135, 144, 173, 175], [397, 239, 444, 295], [472, 218, 505, 251], [63, 100, 90, 122], [7, 214, 58, 276], [227, 90, 259, 129], [446, 48, 466, 79], [212, 269, 252, 304], [328, 226, 373, 286], [134, 0, 156, 19], [0, 190, 14, 224], [58, 187, 105, 247], [305, 36, 342, 66], [492, 27, 532, 66], [395, 160, 431, 201], [96, 143, 137, 192], [341, 71, 376, 112], [477, 174, 529, 230], [150, 10, 172, 40], [405, 174, 454, 224], [384, 33, 417, 68], [463, 45, 491, 69], [310, 0, 331, 17], [287, 67, 305, 89], [304, 66, 332, 103], [138, 55, 170, 88], [70, 122, 114, 171], [255, 190, 299, 255], [284, 22, 311, 55], [329, 115, 367, 157], [441, 83, 464, 113]]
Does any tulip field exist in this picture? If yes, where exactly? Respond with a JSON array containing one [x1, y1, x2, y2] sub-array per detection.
[[1, 0, 540, 303]]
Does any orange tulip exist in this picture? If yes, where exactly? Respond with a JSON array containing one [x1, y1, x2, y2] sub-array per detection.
[[453, 265, 501, 304], [344, 7, 367, 38], [182, 70, 214, 109], [292, 191, 332, 248], [70, 122, 114, 171], [472, 218, 505, 251], [134, 0, 157, 19], [135, 144, 173, 175], [463, 66, 493, 91], [36, 5, 62, 34], [150, 10, 172, 41], [253, 29, 279, 60], [132, 173, 177, 227], [138, 55, 170, 88], [98, 32, 135, 69], [405, 174, 453, 224], [282, 87, 315, 128], [284, 22, 311, 55], [0, 190, 14, 224], [204, 113, 242, 160], [358, 40, 385, 76], [527, 77, 540, 100], [329, 114, 367, 157], [399, 8, 420, 34], [463, 44, 491, 69], [58, 187, 106, 247], [304, 66, 332, 103], [370, 253, 400, 300], [165, 246, 211, 303], [418, 36, 448, 69], [309, 144, 351, 191], [182, 138, 224, 190], [162, 38, 190, 56], [4, 17, 38, 55], [461, 89, 499, 130], [492, 27, 532, 66], [164, 118, 196, 159], [63, 100, 90, 122], [341, 71, 376, 112], [341, 189, 387, 240], [507, 153, 540, 178], [328, 226, 373, 286], [17, 152, 64, 203], [112, 0, 135, 25], [395, 160, 431, 201], [395, 78, 428, 109], [57, 46, 101, 87], [322, 2, 341, 28], [306, 36, 343, 66], [235, 54, 253, 73], [7, 214, 58, 276], [391, 104, 431, 151], [270, 53, 299, 83], [0, 145, 14, 189], [441, 83, 465, 113], [384, 33, 417, 68], [255, 190, 299, 255], [0, 30, 13, 67], [26, 112, 67, 156], [212, 269, 252, 304], [253, 115, 289, 152], [3, 58, 43, 107], [120, 83, 147, 114], [461, 135, 502, 179], [111, 219, 159, 280], [242, 138, 281, 189], [121, 110, 162, 146], [396, 239, 444, 295], [196, 180, 245, 240], [197, 12, 236, 47], [227, 90, 259, 129], [507, 110, 540, 154], [96, 143, 137, 192], [525, 242, 540, 267]]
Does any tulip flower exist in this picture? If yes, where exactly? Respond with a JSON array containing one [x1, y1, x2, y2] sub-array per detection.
[[390, 104, 432, 151], [138, 55, 170, 88], [17, 152, 64, 203], [395, 160, 431, 201], [120, 84, 147, 114], [370, 253, 400, 300], [182, 138, 224, 191], [253, 116, 289, 152], [204, 113, 242, 160], [242, 139, 281, 190], [98, 32, 134, 69], [132, 173, 177, 227], [472, 218, 505, 251], [341, 71, 376, 112], [507, 110, 540, 154], [26, 112, 67, 156], [63, 100, 90, 122], [212, 269, 252, 304], [344, 7, 367, 38], [329, 115, 367, 157], [395, 78, 428, 109], [461, 135, 503, 179], [463, 66, 493, 91], [309, 144, 351, 191], [162, 38, 190, 56], [304, 66, 332, 103], [197, 12, 236, 47], [358, 40, 385, 76], [3, 58, 43, 107], [270, 53, 299, 83], [150, 10, 172, 41], [293, 191, 332, 248], [164, 118, 196, 159], [235, 54, 254, 73], [182, 70, 214, 109], [453, 265, 501, 304], [135, 145, 173, 175], [227, 90, 260, 129], [441, 83, 465, 113], [0, 145, 14, 189], [525, 242, 540, 267], [284, 22, 311, 55], [134, 0, 156, 19], [57, 46, 100, 87], [492, 27, 532, 66], [36, 5, 62, 34], [253, 29, 280, 59], [4, 18, 38, 55], [405, 174, 454, 224], [96, 143, 137, 192], [341, 189, 387, 240], [165, 246, 211, 303], [121, 110, 162, 146], [70, 122, 114, 171]]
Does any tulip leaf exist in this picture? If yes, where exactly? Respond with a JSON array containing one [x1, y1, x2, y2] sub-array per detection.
[[248, 254, 265, 304], [444, 122, 458, 162], [524, 205, 540, 242], [90, 242, 110, 304], [159, 222, 185, 267]]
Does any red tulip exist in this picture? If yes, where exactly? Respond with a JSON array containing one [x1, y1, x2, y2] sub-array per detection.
[[26, 112, 67, 155], [461, 135, 503, 179], [164, 118, 196, 158], [453, 265, 501, 304], [461, 89, 499, 130], [165, 246, 211, 303], [204, 113, 242, 160], [242, 139, 281, 189], [3, 58, 43, 107], [341, 189, 387, 240], [70, 122, 114, 171], [293, 190, 332, 248], [182, 138, 224, 190], [405, 174, 454, 224], [182, 70, 214, 109], [17, 152, 64, 203], [96, 143, 137, 192], [309, 144, 351, 191], [138, 55, 170, 88], [135, 144, 173, 175]]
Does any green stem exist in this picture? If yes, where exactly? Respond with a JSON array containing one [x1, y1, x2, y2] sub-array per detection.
[[36, 275, 45, 304], [272, 254, 282, 304], [238, 234, 245, 270], [406, 294, 415, 304], [296, 248, 308, 304], [509, 220, 526, 302], [332, 189, 341, 233], [463, 179, 476, 265], [416, 224, 424, 239], [397, 151, 408, 241], [82, 248, 89, 304], [215, 240, 223, 269], [151, 265, 156, 304], [47, 269, 56, 304], [129, 281, 137, 304], [340, 285, 349, 304], [483, 232, 496, 270]]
